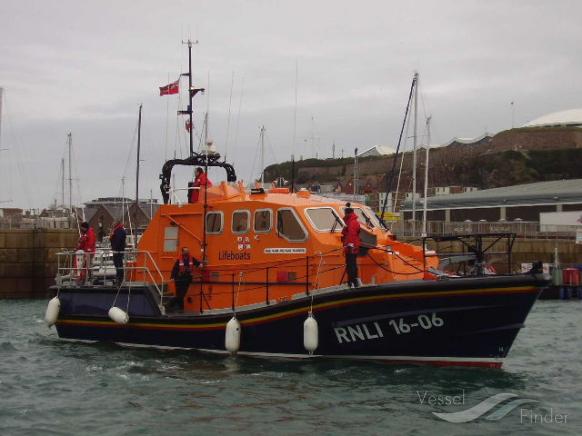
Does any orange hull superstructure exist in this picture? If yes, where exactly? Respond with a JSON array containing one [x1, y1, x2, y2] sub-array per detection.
[[135, 182, 437, 313]]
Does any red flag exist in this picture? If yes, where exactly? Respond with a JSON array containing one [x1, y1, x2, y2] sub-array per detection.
[[159, 80, 179, 96]]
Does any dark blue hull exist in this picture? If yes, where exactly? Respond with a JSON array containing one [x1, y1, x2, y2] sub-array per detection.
[[53, 275, 547, 367]]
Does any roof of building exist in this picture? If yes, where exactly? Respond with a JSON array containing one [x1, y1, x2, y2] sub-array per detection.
[[402, 179, 582, 210], [357, 145, 396, 157], [522, 109, 582, 128], [442, 133, 491, 147]]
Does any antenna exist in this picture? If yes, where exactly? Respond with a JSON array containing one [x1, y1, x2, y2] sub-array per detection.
[[224, 71, 235, 160]]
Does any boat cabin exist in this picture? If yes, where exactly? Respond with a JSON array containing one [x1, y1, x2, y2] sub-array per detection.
[[133, 180, 432, 313]]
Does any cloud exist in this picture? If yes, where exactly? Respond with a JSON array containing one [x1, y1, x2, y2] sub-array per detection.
[[0, 0, 581, 208]]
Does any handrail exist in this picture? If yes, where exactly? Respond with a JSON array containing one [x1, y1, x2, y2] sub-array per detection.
[[55, 249, 166, 307]]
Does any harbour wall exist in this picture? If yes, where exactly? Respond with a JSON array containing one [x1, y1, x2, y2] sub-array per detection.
[[0, 229, 580, 298], [0, 229, 77, 299]]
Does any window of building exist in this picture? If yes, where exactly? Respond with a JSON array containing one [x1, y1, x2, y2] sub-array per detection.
[[277, 208, 308, 242], [254, 209, 272, 233], [305, 207, 343, 232], [232, 210, 250, 234], [206, 212, 223, 234], [163, 226, 179, 252]]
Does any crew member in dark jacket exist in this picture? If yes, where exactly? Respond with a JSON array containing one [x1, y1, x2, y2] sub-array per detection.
[[341, 205, 361, 288], [169, 247, 201, 311], [109, 221, 127, 285]]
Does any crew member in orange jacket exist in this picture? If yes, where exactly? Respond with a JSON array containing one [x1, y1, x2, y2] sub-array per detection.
[[169, 247, 201, 311], [341, 205, 361, 288], [189, 167, 213, 203], [77, 222, 96, 283]]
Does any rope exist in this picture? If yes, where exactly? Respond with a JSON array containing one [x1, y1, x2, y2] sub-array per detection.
[[314, 252, 325, 290], [234, 271, 244, 311], [111, 281, 123, 307], [365, 248, 425, 275]]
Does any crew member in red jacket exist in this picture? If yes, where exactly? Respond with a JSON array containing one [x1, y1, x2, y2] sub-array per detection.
[[169, 247, 201, 311], [341, 204, 361, 288], [189, 167, 213, 203], [77, 222, 96, 283]]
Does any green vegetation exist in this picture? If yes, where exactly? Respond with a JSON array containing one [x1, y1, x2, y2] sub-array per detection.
[[456, 148, 582, 188]]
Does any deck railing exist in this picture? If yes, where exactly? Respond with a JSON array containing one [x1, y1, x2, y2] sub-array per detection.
[[55, 248, 166, 304], [390, 220, 579, 240]]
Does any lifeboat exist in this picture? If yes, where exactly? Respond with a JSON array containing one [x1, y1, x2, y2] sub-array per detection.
[[46, 44, 549, 368]]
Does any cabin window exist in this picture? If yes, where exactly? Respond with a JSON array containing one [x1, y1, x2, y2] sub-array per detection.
[[365, 206, 385, 229], [232, 210, 250, 234], [305, 207, 343, 232], [163, 226, 179, 252], [254, 209, 272, 233], [277, 208, 308, 242], [206, 212, 223, 234], [344, 207, 375, 228]]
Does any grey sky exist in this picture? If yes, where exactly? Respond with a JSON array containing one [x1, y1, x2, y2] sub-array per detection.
[[1, 0, 580, 209]]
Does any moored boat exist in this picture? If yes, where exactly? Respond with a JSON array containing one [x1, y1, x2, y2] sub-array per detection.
[[45, 43, 549, 368]]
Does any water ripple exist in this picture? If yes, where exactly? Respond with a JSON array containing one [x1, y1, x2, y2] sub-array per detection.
[[0, 300, 580, 435]]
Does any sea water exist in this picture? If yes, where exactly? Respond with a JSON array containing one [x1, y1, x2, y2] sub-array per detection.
[[0, 299, 580, 435]]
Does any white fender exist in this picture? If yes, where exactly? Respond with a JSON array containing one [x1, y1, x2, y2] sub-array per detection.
[[225, 316, 241, 354], [45, 296, 61, 327], [108, 306, 129, 325], [303, 313, 319, 354]]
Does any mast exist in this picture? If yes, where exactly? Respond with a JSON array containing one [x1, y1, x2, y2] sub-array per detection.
[[67, 132, 73, 220], [292, 60, 298, 163], [0, 88, 3, 150], [291, 155, 295, 193], [379, 74, 416, 225], [411, 72, 419, 237], [202, 127, 209, 266], [179, 39, 199, 157], [353, 147, 358, 200], [422, 116, 431, 237], [260, 125, 265, 185], [60, 158, 65, 208], [121, 177, 125, 225], [135, 104, 142, 210], [187, 41, 194, 156]]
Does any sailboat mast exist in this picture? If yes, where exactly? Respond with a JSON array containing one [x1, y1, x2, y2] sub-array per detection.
[[135, 104, 142, 209], [260, 125, 265, 185], [61, 158, 65, 208], [422, 116, 431, 237], [411, 72, 419, 237], [0, 88, 3, 150], [67, 132, 72, 217], [121, 177, 126, 225]]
